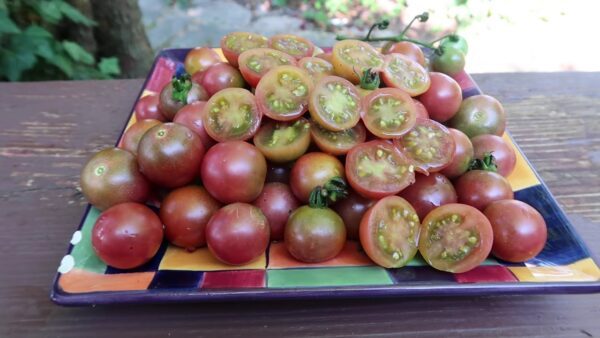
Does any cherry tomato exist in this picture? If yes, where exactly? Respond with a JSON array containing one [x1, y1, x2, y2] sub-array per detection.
[[331, 39, 384, 84], [238, 48, 297, 87], [290, 152, 345, 203], [309, 76, 361, 131], [135, 94, 166, 121], [345, 140, 415, 199], [199, 63, 246, 96], [360, 196, 420, 268], [298, 57, 334, 83], [381, 53, 430, 97], [394, 118, 456, 174], [269, 34, 315, 59], [315, 52, 334, 64], [398, 173, 457, 220], [202, 88, 262, 142], [454, 170, 514, 210], [120, 119, 162, 154], [417, 72, 462, 123], [255, 65, 312, 121], [471, 134, 516, 177], [253, 118, 311, 163], [285, 205, 346, 263], [413, 99, 429, 119], [206, 203, 270, 265], [159, 79, 208, 120], [448, 94, 506, 138], [92, 203, 163, 269], [220, 32, 269, 67], [440, 128, 474, 179], [332, 190, 375, 240], [184, 47, 222, 76], [432, 47, 466, 77], [137, 123, 205, 188], [361, 88, 417, 139], [200, 141, 267, 203], [382, 41, 426, 66], [80, 148, 150, 210], [160, 186, 221, 251], [440, 34, 469, 56], [310, 120, 366, 156], [173, 101, 215, 149], [484, 200, 547, 263], [253, 182, 300, 241]]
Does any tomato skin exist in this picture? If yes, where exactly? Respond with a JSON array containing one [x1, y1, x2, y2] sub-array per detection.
[[202, 88, 262, 142], [310, 120, 367, 156], [135, 94, 166, 122], [220, 32, 269, 68], [269, 34, 315, 59], [255, 65, 312, 121], [200, 141, 267, 203], [454, 170, 514, 211], [398, 173, 458, 220], [160, 186, 221, 251], [173, 101, 215, 149], [448, 94, 506, 138], [159, 81, 208, 120], [432, 47, 466, 77], [238, 48, 297, 88], [332, 191, 375, 240], [484, 200, 547, 263], [199, 63, 246, 96], [417, 72, 462, 123], [381, 53, 431, 97], [471, 134, 516, 177], [309, 75, 362, 131], [121, 119, 162, 154], [253, 118, 311, 163], [137, 123, 205, 188], [382, 41, 426, 66], [440, 35, 469, 55], [361, 88, 417, 139], [290, 152, 345, 203], [253, 182, 300, 241], [439, 128, 473, 179], [413, 99, 429, 119], [206, 203, 270, 265], [315, 52, 334, 64], [184, 47, 222, 76], [285, 205, 346, 263], [80, 148, 150, 210], [92, 203, 163, 269]]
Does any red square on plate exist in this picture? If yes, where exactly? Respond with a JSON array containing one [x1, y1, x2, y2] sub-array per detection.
[[200, 270, 266, 289], [454, 265, 518, 283]]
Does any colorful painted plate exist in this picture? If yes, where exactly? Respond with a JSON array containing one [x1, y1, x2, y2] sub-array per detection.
[[51, 48, 600, 305]]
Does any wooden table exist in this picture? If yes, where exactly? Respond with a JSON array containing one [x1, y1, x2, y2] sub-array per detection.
[[1, 73, 599, 337]]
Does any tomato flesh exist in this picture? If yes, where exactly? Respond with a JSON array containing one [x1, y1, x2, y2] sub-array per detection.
[[238, 48, 297, 87], [361, 88, 417, 139], [332, 40, 384, 84], [220, 32, 269, 67], [298, 57, 334, 83], [255, 65, 312, 121], [310, 120, 366, 155], [253, 118, 311, 163], [309, 76, 361, 131], [381, 53, 430, 97], [269, 34, 315, 59], [203, 88, 262, 142]]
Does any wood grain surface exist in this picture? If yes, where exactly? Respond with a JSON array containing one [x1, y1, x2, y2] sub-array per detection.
[[0, 73, 599, 338]]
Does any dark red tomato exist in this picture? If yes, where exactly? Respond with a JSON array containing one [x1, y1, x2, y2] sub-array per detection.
[[135, 94, 166, 122], [361, 88, 417, 139], [394, 118, 456, 174], [255, 66, 312, 121], [120, 119, 162, 154], [345, 140, 416, 199], [310, 120, 366, 156], [454, 170, 514, 210], [471, 134, 516, 177], [238, 48, 297, 88], [199, 63, 246, 96], [285, 205, 346, 263], [448, 94, 506, 138], [381, 53, 430, 97], [269, 34, 315, 59], [332, 191, 375, 240], [315, 52, 334, 64], [137, 123, 205, 188], [220, 32, 269, 67], [200, 141, 267, 203], [184, 47, 222, 76], [252, 182, 300, 241], [253, 118, 311, 163], [382, 41, 426, 66], [80, 147, 150, 210], [440, 128, 474, 179], [290, 152, 345, 203], [309, 76, 362, 131], [159, 79, 208, 120], [206, 203, 270, 265], [417, 72, 462, 123], [92, 202, 163, 269], [298, 57, 334, 83], [266, 162, 293, 184], [398, 173, 457, 220], [484, 200, 547, 263], [419, 203, 493, 273], [413, 99, 429, 119], [360, 196, 420, 268], [160, 186, 221, 251], [173, 101, 215, 149], [331, 39, 384, 84], [202, 88, 262, 142]]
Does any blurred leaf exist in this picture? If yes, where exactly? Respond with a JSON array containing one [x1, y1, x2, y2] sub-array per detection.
[[0, 48, 36, 81], [22, 25, 55, 59], [58, 1, 95, 26], [455, 0, 468, 5], [0, 9, 20, 33], [272, 0, 288, 7], [62, 40, 95, 65], [36, 0, 63, 24], [98, 57, 121, 76], [47, 51, 74, 77]]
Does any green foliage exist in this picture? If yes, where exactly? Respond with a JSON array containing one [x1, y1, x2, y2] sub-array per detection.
[[301, 0, 405, 28], [0, 0, 120, 81]]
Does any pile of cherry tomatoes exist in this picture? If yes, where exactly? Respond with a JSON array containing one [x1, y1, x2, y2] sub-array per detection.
[[81, 29, 547, 274]]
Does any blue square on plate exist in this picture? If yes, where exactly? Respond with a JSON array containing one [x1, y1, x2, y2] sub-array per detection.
[[388, 266, 456, 283], [148, 270, 204, 290], [105, 240, 169, 274]]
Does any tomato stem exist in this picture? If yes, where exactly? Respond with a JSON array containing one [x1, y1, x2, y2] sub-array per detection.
[[171, 73, 193, 104], [358, 68, 380, 90], [468, 152, 498, 172], [308, 176, 348, 208], [399, 12, 429, 38], [365, 20, 389, 40]]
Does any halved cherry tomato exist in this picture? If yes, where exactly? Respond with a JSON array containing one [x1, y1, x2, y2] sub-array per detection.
[[331, 40, 384, 84], [315, 52, 333, 64], [220, 32, 269, 67], [298, 57, 334, 83], [310, 120, 366, 155], [255, 65, 312, 121], [345, 140, 415, 199], [269, 34, 315, 59], [419, 203, 493, 273], [381, 53, 430, 97], [238, 48, 297, 87], [361, 88, 417, 139], [253, 118, 311, 163], [360, 196, 420, 268], [382, 41, 426, 66], [309, 76, 361, 131], [394, 118, 456, 174], [202, 88, 262, 142]]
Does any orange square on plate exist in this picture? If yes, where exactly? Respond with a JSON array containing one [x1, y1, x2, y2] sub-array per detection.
[[268, 241, 374, 269]]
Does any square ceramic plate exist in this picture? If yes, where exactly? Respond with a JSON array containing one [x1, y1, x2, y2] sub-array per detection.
[[51, 48, 600, 306]]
